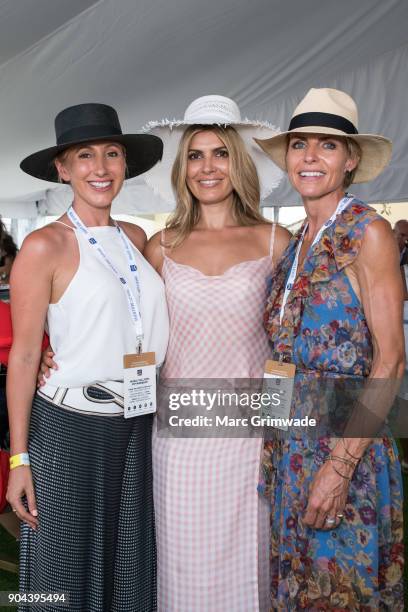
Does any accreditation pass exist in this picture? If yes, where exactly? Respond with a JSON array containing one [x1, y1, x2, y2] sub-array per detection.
[[262, 359, 296, 430], [123, 352, 156, 418]]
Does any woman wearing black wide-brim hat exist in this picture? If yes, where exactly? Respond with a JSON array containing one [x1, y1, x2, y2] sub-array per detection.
[[7, 103, 169, 611]]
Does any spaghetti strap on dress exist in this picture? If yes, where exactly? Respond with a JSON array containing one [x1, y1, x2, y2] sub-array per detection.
[[269, 221, 276, 259], [52, 220, 75, 229]]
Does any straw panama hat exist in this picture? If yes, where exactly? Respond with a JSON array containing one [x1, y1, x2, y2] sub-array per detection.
[[254, 88, 392, 183], [142, 94, 283, 203]]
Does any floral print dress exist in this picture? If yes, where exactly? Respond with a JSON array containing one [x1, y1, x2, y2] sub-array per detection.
[[260, 199, 404, 611]]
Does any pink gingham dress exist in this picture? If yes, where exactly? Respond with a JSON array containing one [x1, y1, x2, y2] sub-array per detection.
[[153, 226, 275, 611]]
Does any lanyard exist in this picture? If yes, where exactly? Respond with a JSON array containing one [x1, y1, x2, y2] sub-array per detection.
[[67, 206, 144, 352], [279, 195, 354, 324]]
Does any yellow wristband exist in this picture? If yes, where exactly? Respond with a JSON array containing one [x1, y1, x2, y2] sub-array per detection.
[[9, 453, 30, 470]]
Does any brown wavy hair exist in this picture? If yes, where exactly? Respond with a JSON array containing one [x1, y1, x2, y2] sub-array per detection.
[[0, 217, 17, 258], [165, 125, 266, 248]]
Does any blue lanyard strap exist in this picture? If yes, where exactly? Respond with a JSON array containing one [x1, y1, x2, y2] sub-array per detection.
[[279, 195, 354, 324], [67, 206, 144, 352]]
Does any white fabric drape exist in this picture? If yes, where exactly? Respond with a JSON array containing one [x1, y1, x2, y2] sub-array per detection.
[[0, 0, 407, 214]]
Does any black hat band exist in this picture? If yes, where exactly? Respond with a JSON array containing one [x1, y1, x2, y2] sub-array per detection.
[[57, 124, 123, 146], [289, 112, 358, 135]]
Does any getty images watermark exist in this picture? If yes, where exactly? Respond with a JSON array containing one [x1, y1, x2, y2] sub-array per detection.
[[166, 389, 317, 430]]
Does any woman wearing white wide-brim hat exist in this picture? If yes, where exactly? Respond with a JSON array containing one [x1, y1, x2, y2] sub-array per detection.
[[256, 88, 404, 610], [143, 95, 291, 611]]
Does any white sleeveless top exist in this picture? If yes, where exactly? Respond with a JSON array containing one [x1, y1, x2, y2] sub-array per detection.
[[42, 224, 169, 390]]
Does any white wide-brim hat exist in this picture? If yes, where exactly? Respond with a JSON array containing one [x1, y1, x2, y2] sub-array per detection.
[[254, 88, 392, 184], [142, 95, 282, 203]]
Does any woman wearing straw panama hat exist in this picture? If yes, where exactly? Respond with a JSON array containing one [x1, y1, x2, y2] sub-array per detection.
[[7, 103, 168, 611], [143, 94, 291, 611], [257, 88, 404, 610]]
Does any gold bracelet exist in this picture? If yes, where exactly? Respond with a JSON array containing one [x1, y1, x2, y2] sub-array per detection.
[[329, 457, 352, 480], [329, 453, 356, 468], [341, 438, 361, 462]]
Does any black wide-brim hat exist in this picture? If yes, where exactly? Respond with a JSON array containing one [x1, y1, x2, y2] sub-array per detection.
[[20, 103, 163, 182]]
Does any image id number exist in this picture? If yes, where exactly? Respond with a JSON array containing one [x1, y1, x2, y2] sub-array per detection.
[[0, 591, 69, 608]]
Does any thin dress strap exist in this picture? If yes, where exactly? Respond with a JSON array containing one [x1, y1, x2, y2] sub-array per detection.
[[269, 222, 276, 260], [53, 220, 74, 230], [160, 229, 167, 256]]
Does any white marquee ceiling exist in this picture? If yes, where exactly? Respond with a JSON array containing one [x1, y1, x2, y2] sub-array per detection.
[[0, 0, 407, 216]]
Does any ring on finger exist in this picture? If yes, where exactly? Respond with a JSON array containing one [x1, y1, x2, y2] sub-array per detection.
[[325, 517, 336, 525], [336, 513, 344, 519]]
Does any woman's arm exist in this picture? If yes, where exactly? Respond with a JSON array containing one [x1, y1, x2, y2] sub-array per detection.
[[338, 218, 404, 452], [6, 230, 55, 529], [273, 224, 292, 267], [303, 219, 404, 529], [144, 231, 164, 274]]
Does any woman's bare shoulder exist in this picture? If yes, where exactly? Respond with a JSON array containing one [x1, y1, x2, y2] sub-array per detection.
[[117, 221, 147, 251], [146, 227, 178, 251], [362, 217, 393, 244], [10, 224, 70, 288], [275, 223, 292, 240], [354, 217, 398, 269], [251, 222, 273, 238], [253, 222, 291, 253], [274, 224, 292, 251], [255, 221, 290, 240], [146, 230, 162, 246], [19, 223, 69, 257], [144, 230, 164, 272]]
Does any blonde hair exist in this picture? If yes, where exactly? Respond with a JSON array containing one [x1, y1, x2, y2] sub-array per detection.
[[343, 137, 362, 189], [165, 125, 266, 248]]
